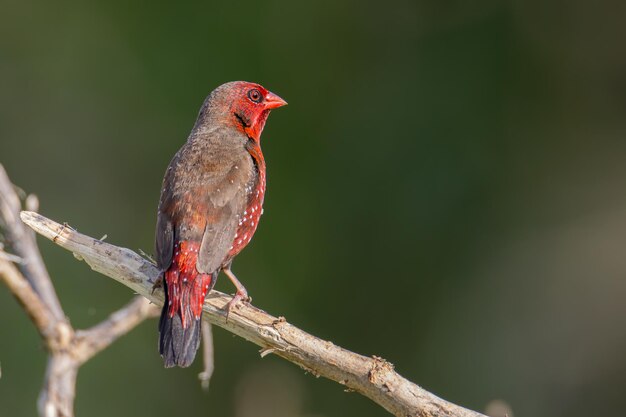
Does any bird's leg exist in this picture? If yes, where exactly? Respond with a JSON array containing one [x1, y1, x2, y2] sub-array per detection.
[[222, 263, 250, 318]]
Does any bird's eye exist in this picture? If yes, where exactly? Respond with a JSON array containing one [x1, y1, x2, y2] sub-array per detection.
[[247, 89, 263, 103]]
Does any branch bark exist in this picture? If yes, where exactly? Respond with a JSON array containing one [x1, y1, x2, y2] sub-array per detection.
[[20, 210, 486, 417]]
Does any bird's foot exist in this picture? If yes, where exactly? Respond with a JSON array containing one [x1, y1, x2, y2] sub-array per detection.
[[224, 290, 251, 321]]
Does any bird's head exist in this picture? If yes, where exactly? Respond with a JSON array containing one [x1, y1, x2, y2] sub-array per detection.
[[197, 81, 287, 142]]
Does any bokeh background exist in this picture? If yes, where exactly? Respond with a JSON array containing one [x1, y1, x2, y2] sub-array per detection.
[[2, 1, 626, 416]]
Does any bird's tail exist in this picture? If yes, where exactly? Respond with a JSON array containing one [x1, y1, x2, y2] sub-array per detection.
[[159, 241, 216, 368]]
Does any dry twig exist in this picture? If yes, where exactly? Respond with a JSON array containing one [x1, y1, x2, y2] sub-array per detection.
[[198, 320, 215, 391], [20, 209, 486, 417]]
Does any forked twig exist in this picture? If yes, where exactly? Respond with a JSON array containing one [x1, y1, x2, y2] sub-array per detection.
[[0, 165, 159, 417]]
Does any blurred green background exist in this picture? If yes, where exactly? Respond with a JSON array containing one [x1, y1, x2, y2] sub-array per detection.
[[2, 1, 626, 416]]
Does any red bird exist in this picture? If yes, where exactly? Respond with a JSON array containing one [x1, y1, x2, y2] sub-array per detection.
[[155, 81, 286, 367]]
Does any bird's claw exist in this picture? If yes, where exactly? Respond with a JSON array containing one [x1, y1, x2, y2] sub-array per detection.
[[224, 291, 250, 321]]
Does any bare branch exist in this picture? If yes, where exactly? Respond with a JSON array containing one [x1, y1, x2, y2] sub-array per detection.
[[198, 321, 215, 390], [0, 166, 159, 417], [73, 297, 159, 364], [39, 355, 79, 417], [0, 257, 57, 341], [21, 210, 486, 417], [0, 165, 65, 321], [0, 248, 24, 263]]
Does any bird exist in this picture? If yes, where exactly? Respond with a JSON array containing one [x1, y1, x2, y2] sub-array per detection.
[[154, 81, 286, 367]]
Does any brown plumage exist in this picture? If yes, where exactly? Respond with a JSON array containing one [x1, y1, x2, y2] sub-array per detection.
[[155, 81, 286, 367]]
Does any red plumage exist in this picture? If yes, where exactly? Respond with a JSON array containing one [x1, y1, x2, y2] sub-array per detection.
[[164, 241, 212, 327], [155, 81, 286, 367]]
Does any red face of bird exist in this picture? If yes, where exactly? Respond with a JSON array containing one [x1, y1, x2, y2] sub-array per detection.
[[198, 81, 287, 142]]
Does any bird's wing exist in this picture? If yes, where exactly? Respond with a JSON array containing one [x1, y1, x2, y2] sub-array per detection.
[[155, 160, 178, 272], [155, 210, 174, 272], [196, 158, 254, 273]]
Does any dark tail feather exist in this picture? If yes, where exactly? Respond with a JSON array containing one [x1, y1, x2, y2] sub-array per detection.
[[158, 283, 202, 368]]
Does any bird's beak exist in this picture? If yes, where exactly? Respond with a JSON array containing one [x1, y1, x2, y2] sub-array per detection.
[[264, 92, 288, 109]]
